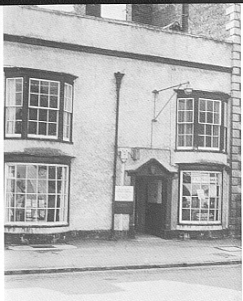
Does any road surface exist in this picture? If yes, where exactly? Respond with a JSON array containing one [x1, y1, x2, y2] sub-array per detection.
[[5, 264, 241, 301]]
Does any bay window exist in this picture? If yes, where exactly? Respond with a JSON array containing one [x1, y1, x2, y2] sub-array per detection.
[[180, 170, 222, 224], [176, 91, 228, 151], [5, 163, 69, 224], [5, 68, 76, 142]]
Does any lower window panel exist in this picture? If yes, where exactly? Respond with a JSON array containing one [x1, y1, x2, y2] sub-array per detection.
[[180, 170, 222, 224], [5, 163, 69, 224]]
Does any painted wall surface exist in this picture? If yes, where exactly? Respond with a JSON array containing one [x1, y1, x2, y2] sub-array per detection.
[[4, 6, 232, 233]]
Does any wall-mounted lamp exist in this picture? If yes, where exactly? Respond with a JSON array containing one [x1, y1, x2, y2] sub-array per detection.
[[150, 81, 193, 147]]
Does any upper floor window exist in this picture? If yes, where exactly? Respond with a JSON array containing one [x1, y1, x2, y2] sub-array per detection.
[[176, 91, 229, 152], [5, 68, 76, 142]]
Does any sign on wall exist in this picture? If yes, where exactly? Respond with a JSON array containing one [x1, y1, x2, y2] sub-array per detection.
[[115, 186, 134, 202]]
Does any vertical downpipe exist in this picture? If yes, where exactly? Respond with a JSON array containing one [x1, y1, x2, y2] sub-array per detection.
[[181, 4, 189, 32], [111, 72, 125, 239]]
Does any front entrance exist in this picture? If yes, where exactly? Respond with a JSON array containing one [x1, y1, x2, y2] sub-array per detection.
[[135, 176, 167, 237]]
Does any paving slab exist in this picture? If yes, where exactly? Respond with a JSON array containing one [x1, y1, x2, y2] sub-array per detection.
[[4, 236, 242, 275]]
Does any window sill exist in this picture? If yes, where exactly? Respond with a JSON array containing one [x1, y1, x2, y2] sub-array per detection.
[[4, 136, 74, 144], [175, 148, 226, 154], [4, 222, 69, 228], [176, 224, 223, 231]]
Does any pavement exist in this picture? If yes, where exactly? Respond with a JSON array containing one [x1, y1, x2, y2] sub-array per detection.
[[4, 234, 242, 275]]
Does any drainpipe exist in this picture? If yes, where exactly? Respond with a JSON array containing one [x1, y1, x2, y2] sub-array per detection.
[[181, 4, 189, 32], [111, 72, 125, 239]]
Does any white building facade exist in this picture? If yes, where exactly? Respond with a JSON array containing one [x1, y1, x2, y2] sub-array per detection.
[[3, 5, 237, 243]]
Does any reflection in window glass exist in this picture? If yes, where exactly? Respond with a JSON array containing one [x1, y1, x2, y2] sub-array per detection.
[[180, 171, 221, 223], [5, 163, 68, 224]]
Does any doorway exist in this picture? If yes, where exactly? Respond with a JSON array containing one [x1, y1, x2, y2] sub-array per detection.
[[135, 176, 167, 237]]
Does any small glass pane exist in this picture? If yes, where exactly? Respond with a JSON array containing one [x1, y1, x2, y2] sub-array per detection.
[[191, 197, 200, 208], [182, 209, 190, 221], [39, 109, 47, 121], [198, 136, 204, 147], [182, 197, 190, 208], [207, 100, 213, 112], [30, 80, 39, 93], [178, 124, 184, 134], [15, 121, 22, 134], [200, 99, 206, 111], [27, 165, 37, 178], [15, 93, 22, 106], [210, 198, 215, 208], [38, 166, 47, 179], [48, 181, 56, 193], [48, 123, 57, 136], [39, 123, 47, 135], [40, 95, 48, 107], [186, 99, 193, 110], [38, 209, 46, 221], [49, 110, 57, 122], [57, 167, 63, 180], [30, 94, 38, 106], [213, 137, 219, 148], [50, 82, 59, 95], [183, 184, 191, 196], [209, 210, 215, 221], [207, 112, 213, 124], [199, 112, 206, 123], [186, 124, 192, 134], [202, 185, 209, 197], [16, 79, 23, 92], [40, 81, 49, 94], [186, 111, 193, 122], [214, 101, 220, 113], [206, 136, 211, 147], [49, 166, 56, 179], [178, 99, 185, 110], [191, 210, 199, 221], [17, 165, 26, 178], [185, 135, 192, 146], [214, 113, 220, 124], [38, 180, 47, 193], [29, 109, 37, 121], [178, 135, 184, 147], [183, 172, 191, 184], [200, 210, 208, 221], [192, 184, 200, 196], [202, 198, 209, 208], [50, 96, 58, 108]]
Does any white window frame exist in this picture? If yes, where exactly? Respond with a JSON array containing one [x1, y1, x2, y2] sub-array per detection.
[[179, 170, 222, 225], [5, 77, 23, 138], [177, 97, 194, 149], [5, 163, 69, 226], [28, 78, 60, 140], [63, 83, 73, 141], [198, 98, 221, 151]]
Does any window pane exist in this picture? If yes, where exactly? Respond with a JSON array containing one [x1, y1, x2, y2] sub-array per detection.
[[178, 135, 184, 147], [39, 109, 47, 121], [214, 101, 220, 113], [30, 94, 39, 107], [207, 100, 213, 111], [48, 123, 57, 136], [29, 109, 37, 121], [30, 80, 39, 93], [185, 135, 192, 146], [28, 121, 37, 134], [207, 112, 213, 123], [39, 123, 47, 135], [50, 96, 58, 108], [214, 113, 220, 124], [178, 111, 184, 122], [200, 99, 206, 111], [50, 82, 59, 95], [206, 136, 211, 147], [178, 99, 185, 110], [40, 81, 49, 94], [40, 95, 48, 107], [182, 209, 190, 221], [49, 110, 57, 122], [183, 172, 191, 183], [186, 111, 193, 122], [186, 99, 193, 110], [178, 124, 184, 134], [199, 112, 206, 123]]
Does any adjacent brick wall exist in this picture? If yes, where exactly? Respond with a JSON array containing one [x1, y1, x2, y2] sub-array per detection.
[[226, 4, 241, 237]]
